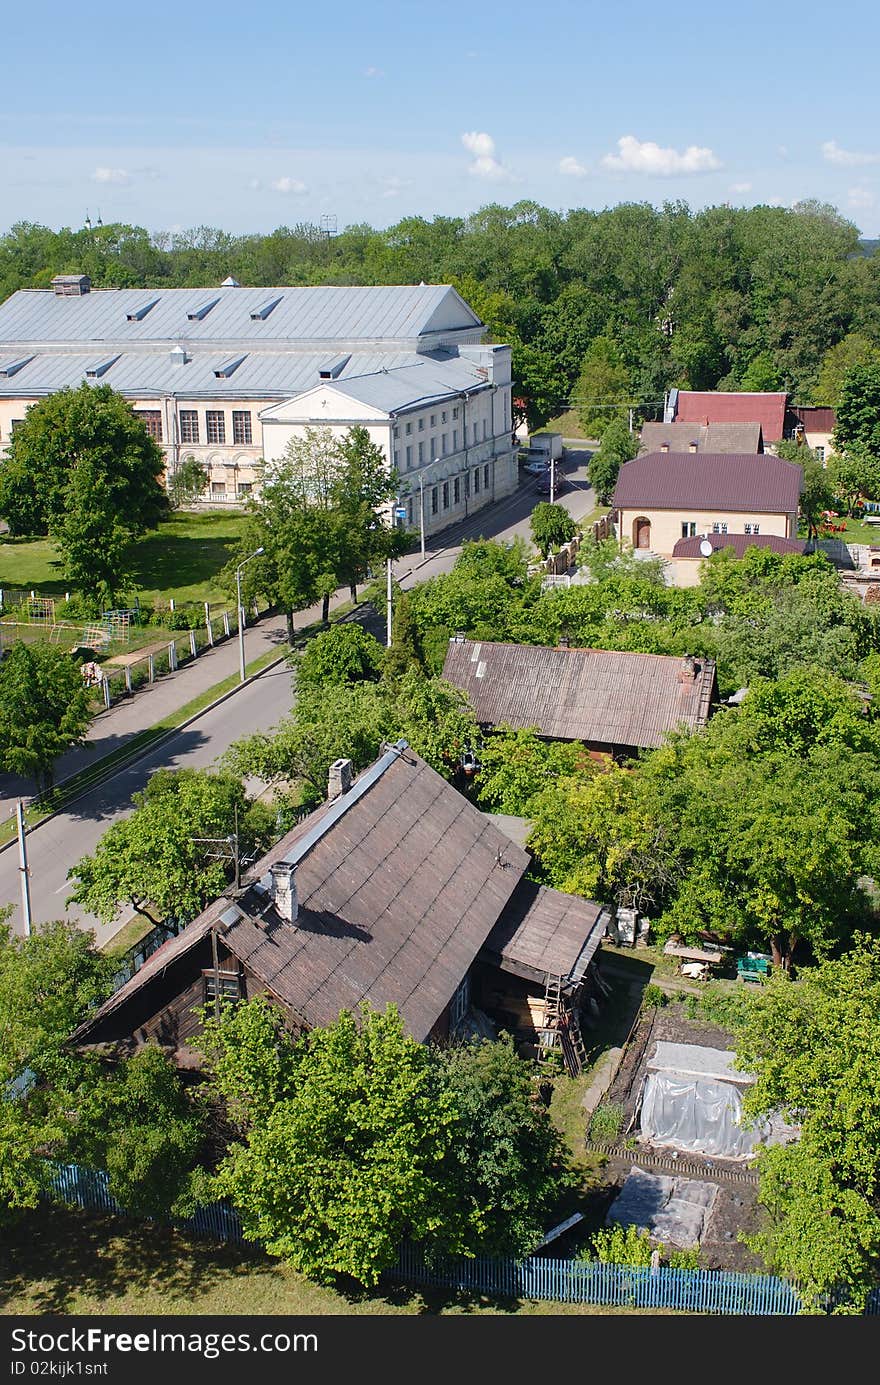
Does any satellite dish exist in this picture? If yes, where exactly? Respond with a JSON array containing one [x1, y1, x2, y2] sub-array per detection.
[[699, 538, 714, 557]]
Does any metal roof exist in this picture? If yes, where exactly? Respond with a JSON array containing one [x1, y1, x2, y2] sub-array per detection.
[[673, 390, 789, 442], [672, 533, 806, 559], [312, 360, 494, 414], [0, 283, 481, 349], [639, 422, 764, 455], [612, 452, 803, 514], [443, 639, 718, 750]]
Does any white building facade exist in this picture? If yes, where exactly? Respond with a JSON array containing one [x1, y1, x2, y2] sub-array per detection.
[[0, 276, 516, 533]]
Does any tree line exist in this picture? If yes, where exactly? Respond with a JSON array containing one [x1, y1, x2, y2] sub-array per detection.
[[2, 201, 879, 426]]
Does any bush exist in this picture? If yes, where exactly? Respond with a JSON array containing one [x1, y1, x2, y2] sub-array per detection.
[[583, 1222, 654, 1265], [150, 605, 204, 631], [589, 1102, 625, 1142], [642, 983, 668, 1009], [683, 983, 754, 1034], [667, 1245, 701, 1270]]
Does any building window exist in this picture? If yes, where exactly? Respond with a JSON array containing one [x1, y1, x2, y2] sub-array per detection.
[[441, 433, 448, 456], [179, 410, 199, 444], [464, 471, 470, 498], [452, 406, 459, 420], [418, 441, 425, 464], [452, 429, 458, 451], [405, 445, 413, 470], [211, 481, 226, 497], [453, 477, 460, 504], [430, 414, 436, 427], [418, 417, 425, 431], [237, 482, 253, 497], [10, 418, 25, 434], [407, 498, 413, 524], [473, 468, 480, 494], [203, 970, 241, 1004], [206, 411, 225, 444], [405, 421, 412, 435], [134, 409, 163, 442], [816, 446, 825, 462], [392, 426, 399, 440], [232, 410, 252, 445], [483, 418, 488, 440], [752, 523, 759, 534], [442, 480, 449, 509], [449, 974, 470, 1030], [393, 449, 400, 467], [711, 521, 728, 535], [484, 464, 490, 489], [441, 410, 447, 424], [681, 521, 697, 538], [431, 486, 438, 515]]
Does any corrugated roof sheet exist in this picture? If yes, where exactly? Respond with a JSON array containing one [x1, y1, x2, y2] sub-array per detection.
[[0, 284, 480, 348], [612, 452, 803, 514], [672, 533, 806, 558], [673, 390, 788, 441], [75, 746, 606, 1046], [639, 422, 763, 454], [443, 640, 717, 750]]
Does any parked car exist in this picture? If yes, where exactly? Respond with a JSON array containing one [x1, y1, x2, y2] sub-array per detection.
[[536, 469, 568, 494], [523, 458, 550, 476]]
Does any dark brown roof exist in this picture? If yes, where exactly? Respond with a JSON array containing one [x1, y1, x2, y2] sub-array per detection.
[[639, 422, 763, 454], [788, 405, 836, 433], [482, 879, 607, 984], [443, 640, 717, 749], [612, 452, 802, 514], [672, 533, 807, 559], [674, 390, 788, 441], [76, 743, 606, 1045]]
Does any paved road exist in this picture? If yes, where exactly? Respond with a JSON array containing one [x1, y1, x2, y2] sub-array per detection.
[[2, 456, 595, 942], [2, 662, 295, 944]]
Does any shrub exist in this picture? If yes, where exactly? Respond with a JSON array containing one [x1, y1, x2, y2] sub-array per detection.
[[667, 1245, 701, 1270], [683, 983, 754, 1034], [642, 983, 668, 1009], [589, 1101, 624, 1142], [584, 1222, 654, 1266]]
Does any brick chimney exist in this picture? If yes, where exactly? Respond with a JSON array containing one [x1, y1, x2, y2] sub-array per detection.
[[328, 757, 353, 800], [269, 861, 298, 923], [660, 442, 670, 453], [689, 440, 699, 452], [679, 654, 698, 682]]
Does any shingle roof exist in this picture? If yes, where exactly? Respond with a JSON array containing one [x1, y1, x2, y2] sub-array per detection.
[[75, 743, 605, 1045], [442, 640, 717, 750], [639, 422, 763, 454], [612, 452, 803, 514], [673, 390, 788, 441], [672, 533, 806, 559], [0, 284, 481, 348]]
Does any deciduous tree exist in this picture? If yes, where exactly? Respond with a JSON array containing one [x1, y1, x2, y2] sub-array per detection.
[[530, 502, 577, 558], [0, 641, 93, 793]]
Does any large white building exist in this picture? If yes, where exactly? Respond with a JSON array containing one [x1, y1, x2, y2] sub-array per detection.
[[0, 275, 516, 538]]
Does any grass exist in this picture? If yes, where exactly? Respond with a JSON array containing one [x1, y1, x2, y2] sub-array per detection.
[[0, 1205, 654, 1316], [807, 516, 880, 545], [0, 510, 249, 610], [538, 411, 599, 443]]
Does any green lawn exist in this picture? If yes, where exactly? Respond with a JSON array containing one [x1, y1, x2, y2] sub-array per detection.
[[539, 411, 600, 444], [805, 516, 880, 546], [0, 1205, 655, 1316], [0, 511, 249, 610]]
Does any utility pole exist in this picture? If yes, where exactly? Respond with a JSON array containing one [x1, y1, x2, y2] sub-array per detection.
[[15, 801, 31, 936], [628, 408, 634, 434], [550, 452, 556, 506], [235, 546, 264, 683], [386, 557, 393, 648]]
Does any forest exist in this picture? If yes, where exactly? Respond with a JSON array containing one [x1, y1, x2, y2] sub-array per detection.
[[1, 200, 879, 428]]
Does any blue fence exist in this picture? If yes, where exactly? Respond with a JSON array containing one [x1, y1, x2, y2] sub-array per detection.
[[46, 1164, 880, 1315]]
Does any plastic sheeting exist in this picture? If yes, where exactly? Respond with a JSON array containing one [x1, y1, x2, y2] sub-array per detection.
[[607, 1166, 718, 1247], [640, 1070, 764, 1159]]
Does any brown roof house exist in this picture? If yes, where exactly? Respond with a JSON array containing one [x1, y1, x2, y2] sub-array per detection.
[[74, 742, 609, 1077], [443, 639, 717, 758], [670, 532, 807, 585], [671, 389, 788, 443], [612, 451, 803, 573], [639, 421, 764, 455]]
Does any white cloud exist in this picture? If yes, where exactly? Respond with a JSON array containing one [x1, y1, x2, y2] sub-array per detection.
[[91, 166, 130, 185], [729, 181, 752, 194], [380, 175, 410, 198], [461, 130, 513, 181], [363, 66, 384, 78], [270, 176, 308, 194], [601, 135, 721, 176], [848, 185, 876, 210], [559, 155, 589, 177], [822, 139, 879, 167]]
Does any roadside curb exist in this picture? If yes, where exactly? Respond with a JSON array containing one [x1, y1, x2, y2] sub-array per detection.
[[0, 651, 290, 853]]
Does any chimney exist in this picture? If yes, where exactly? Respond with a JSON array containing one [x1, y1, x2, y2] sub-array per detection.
[[689, 440, 699, 452], [170, 345, 187, 367], [328, 757, 353, 800], [660, 442, 669, 453], [51, 274, 91, 296], [679, 654, 698, 682], [269, 861, 298, 923], [558, 634, 570, 648]]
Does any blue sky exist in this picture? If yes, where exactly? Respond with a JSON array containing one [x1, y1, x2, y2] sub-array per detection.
[[4, 0, 880, 237]]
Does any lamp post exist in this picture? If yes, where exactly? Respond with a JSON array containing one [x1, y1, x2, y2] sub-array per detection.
[[236, 546, 264, 683]]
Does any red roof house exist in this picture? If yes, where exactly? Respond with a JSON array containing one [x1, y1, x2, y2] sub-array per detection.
[[673, 391, 789, 443]]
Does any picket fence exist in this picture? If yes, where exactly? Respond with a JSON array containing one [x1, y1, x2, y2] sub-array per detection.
[[46, 1163, 880, 1316]]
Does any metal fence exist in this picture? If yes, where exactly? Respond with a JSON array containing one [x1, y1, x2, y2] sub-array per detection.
[[44, 1164, 880, 1314]]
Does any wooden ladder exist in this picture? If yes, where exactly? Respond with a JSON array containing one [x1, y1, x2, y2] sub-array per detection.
[[537, 972, 563, 1065]]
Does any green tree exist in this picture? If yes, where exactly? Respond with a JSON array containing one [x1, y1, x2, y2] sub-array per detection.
[[530, 502, 577, 558], [589, 418, 639, 503], [295, 623, 386, 690], [575, 336, 632, 439], [332, 426, 408, 601], [834, 362, 880, 455], [739, 351, 781, 392], [737, 940, 880, 1309], [205, 1003, 462, 1286], [0, 642, 93, 793], [68, 769, 273, 925], [0, 383, 166, 540], [474, 726, 595, 815], [168, 456, 209, 509], [828, 446, 880, 515], [391, 668, 478, 776], [815, 334, 880, 407], [53, 454, 136, 608]]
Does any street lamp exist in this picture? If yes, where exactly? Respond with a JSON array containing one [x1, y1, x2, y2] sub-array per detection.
[[236, 546, 264, 683]]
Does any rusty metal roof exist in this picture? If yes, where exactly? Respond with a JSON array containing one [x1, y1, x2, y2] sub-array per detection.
[[612, 451, 803, 514], [76, 744, 606, 1045], [443, 640, 717, 750]]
